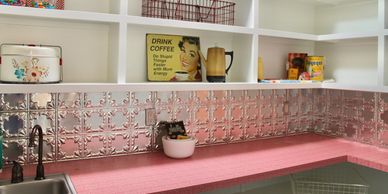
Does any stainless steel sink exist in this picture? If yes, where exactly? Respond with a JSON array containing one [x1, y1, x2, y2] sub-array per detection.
[[0, 174, 77, 194]]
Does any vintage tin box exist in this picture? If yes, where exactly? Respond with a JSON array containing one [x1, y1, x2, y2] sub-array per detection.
[[29, 0, 64, 9], [0, 44, 62, 83]]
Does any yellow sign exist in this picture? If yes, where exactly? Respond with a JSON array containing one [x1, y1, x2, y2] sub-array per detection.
[[146, 34, 202, 82]]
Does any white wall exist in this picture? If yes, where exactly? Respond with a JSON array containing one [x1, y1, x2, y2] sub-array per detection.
[[315, 1, 379, 34], [316, 37, 378, 86], [259, 0, 316, 34]]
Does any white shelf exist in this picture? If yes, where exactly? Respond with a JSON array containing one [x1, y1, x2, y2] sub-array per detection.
[[0, 15, 118, 83], [127, 16, 255, 35], [126, 26, 255, 83], [3, 82, 388, 94], [0, 4, 256, 35], [1, 2, 251, 33], [258, 28, 380, 42], [318, 31, 379, 41], [0, 83, 322, 93], [0, 4, 375, 40], [0, 0, 386, 91], [0, 5, 121, 23], [258, 0, 383, 87], [322, 83, 388, 93], [127, 0, 256, 28], [258, 28, 317, 41]]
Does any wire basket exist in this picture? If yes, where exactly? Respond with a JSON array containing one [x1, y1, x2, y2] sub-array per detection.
[[142, 0, 235, 25], [291, 165, 369, 194]]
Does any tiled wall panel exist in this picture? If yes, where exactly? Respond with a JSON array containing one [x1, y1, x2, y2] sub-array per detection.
[[1, 89, 307, 165], [2, 88, 387, 166], [316, 89, 382, 147]]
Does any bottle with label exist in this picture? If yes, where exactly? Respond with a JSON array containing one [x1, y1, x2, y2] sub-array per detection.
[[258, 57, 264, 82]]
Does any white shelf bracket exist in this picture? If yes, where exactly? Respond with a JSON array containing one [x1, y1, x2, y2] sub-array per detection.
[[117, 22, 128, 84], [120, 0, 128, 16]]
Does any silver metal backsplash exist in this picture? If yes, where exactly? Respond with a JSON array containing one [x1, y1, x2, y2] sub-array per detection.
[[2, 88, 387, 166], [314, 89, 388, 147], [0, 89, 316, 165]]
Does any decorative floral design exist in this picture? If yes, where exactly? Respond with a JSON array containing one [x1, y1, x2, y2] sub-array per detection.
[[32, 0, 55, 9], [12, 58, 49, 82], [14, 68, 25, 79]]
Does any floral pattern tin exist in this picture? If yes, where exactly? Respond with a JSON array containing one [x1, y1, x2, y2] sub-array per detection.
[[29, 0, 64, 9], [0, 0, 26, 6], [0, 44, 62, 83], [0, 0, 64, 9]]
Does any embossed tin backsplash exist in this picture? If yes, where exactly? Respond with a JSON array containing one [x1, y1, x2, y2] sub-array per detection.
[[314, 89, 388, 147], [1, 89, 388, 166], [0, 89, 316, 165]]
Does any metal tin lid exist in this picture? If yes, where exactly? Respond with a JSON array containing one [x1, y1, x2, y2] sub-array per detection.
[[1, 44, 60, 57]]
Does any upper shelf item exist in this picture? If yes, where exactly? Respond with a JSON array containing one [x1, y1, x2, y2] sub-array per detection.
[[0, 0, 25, 6], [0, 0, 64, 9], [200, 46, 234, 83], [141, 0, 236, 25], [287, 53, 308, 80], [0, 44, 62, 84], [147, 33, 203, 82], [30, 0, 64, 9]]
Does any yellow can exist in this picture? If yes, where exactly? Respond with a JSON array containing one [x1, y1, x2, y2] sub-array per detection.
[[306, 56, 324, 81]]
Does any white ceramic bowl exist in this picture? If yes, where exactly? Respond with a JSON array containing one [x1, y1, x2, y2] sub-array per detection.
[[162, 136, 196, 159]]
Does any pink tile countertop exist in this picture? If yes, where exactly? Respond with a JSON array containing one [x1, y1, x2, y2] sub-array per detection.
[[1, 134, 388, 194]]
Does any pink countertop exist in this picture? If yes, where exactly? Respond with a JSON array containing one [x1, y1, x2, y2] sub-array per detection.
[[2, 134, 388, 194]]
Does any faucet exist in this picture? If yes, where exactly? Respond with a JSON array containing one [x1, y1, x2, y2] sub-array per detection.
[[28, 125, 45, 180]]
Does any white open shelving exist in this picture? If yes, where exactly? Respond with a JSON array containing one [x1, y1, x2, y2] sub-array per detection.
[[0, 0, 387, 92], [258, 0, 386, 90], [126, 25, 255, 83]]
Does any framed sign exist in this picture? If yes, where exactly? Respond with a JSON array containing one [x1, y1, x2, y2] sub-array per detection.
[[146, 34, 202, 82]]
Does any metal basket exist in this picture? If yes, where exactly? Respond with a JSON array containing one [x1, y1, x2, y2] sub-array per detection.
[[291, 165, 369, 194], [142, 0, 235, 25]]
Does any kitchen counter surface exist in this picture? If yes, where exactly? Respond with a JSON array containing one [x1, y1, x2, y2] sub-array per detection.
[[1, 134, 388, 194]]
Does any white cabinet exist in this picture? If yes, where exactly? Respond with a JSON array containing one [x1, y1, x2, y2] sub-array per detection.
[[124, 0, 257, 83], [259, 0, 383, 88], [0, 0, 386, 92], [0, 0, 122, 84]]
